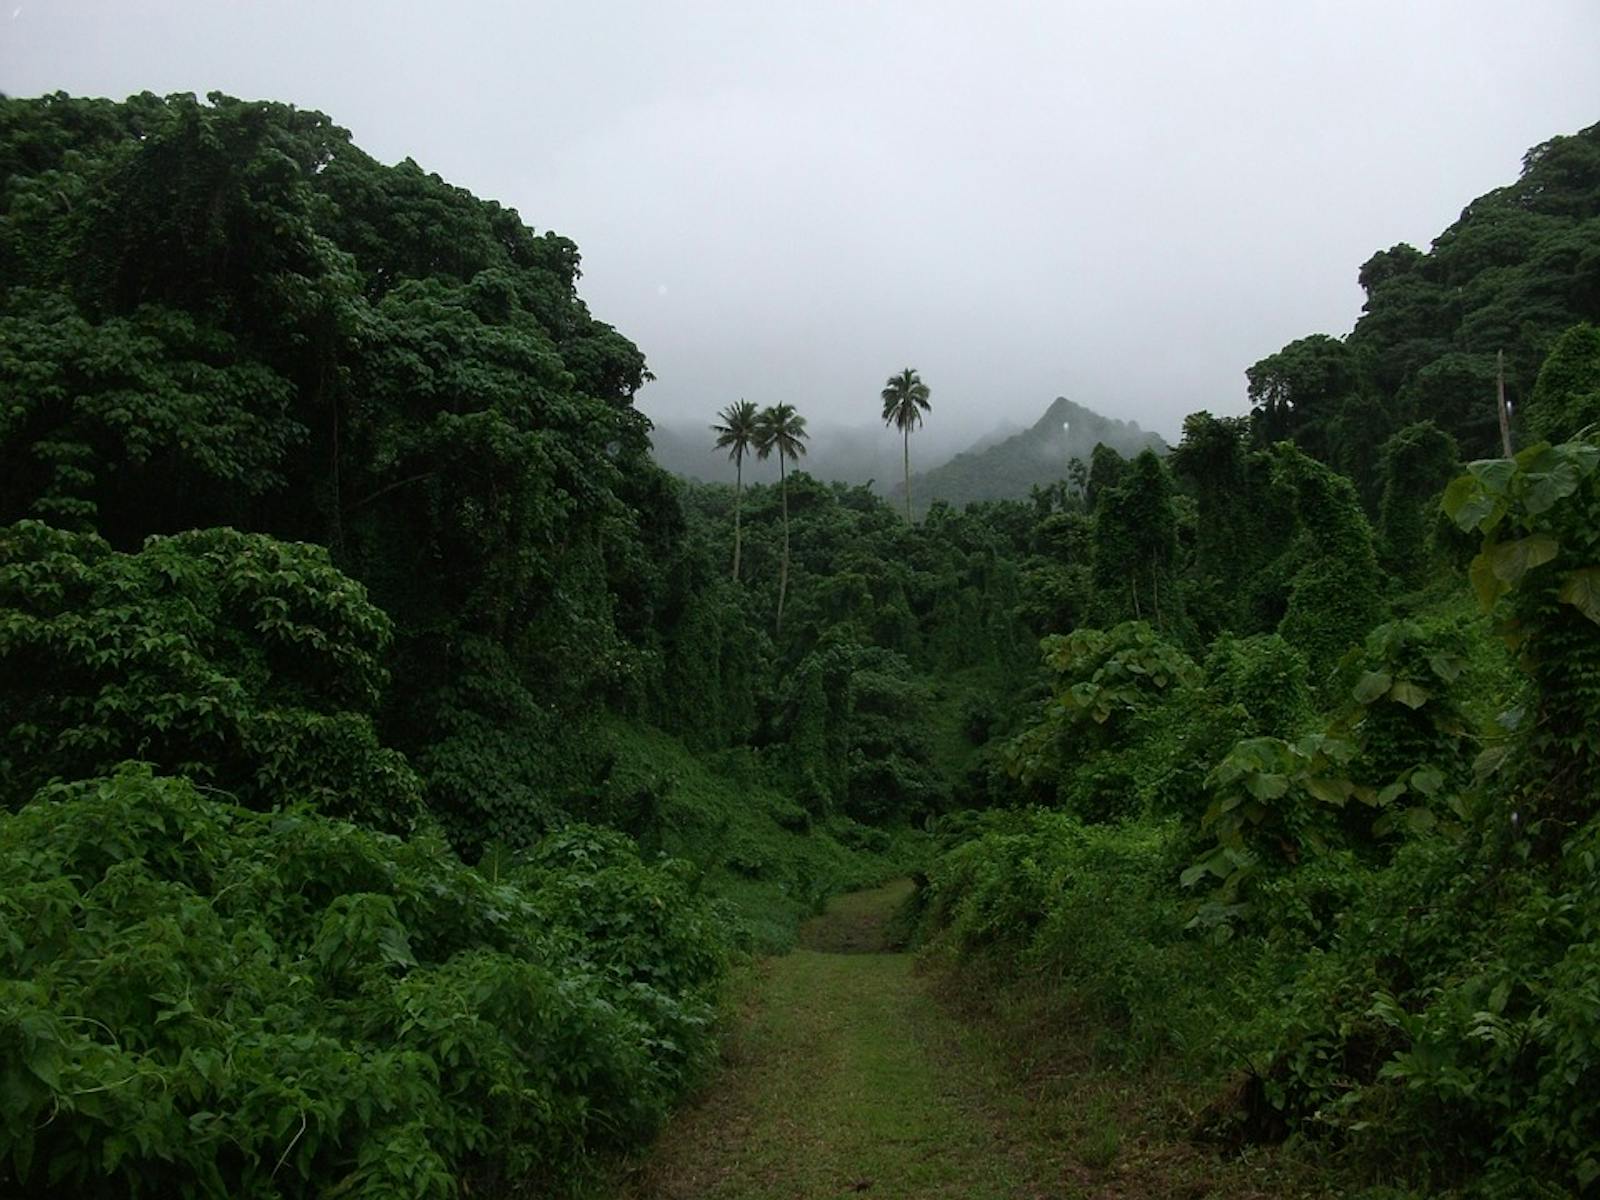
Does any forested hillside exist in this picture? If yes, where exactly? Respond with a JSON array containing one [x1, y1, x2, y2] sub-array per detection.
[[1245, 124, 1600, 500], [1, 91, 1598, 1199], [896, 394, 1167, 514]]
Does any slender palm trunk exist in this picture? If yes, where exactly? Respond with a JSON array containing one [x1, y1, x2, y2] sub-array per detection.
[[732, 451, 743, 580], [776, 453, 790, 633], [903, 426, 912, 521]]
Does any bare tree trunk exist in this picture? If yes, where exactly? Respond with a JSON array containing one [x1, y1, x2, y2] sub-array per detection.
[[1497, 349, 1514, 458], [904, 427, 912, 521], [1151, 551, 1161, 627], [776, 454, 790, 633], [732, 452, 743, 580]]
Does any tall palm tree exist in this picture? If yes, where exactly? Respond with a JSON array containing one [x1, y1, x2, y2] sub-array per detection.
[[753, 402, 809, 632], [881, 368, 932, 520], [711, 399, 760, 580]]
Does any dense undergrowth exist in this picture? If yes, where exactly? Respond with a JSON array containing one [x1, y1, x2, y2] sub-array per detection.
[[594, 721, 925, 953], [0, 768, 728, 1198]]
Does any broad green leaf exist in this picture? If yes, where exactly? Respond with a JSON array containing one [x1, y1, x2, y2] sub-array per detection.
[[1513, 441, 1560, 472], [1403, 807, 1438, 834], [1571, 440, 1600, 476], [1410, 766, 1445, 796], [1467, 457, 1516, 495], [1304, 776, 1351, 806], [1067, 681, 1098, 708], [1469, 552, 1508, 611], [1426, 652, 1465, 683], [1352, 670, 1392, 704], [1488, 533, 1559, 585], [1377, 781, 1406, 805], [1558, 566, 1600, 626], [1388, 679, 1431, 709], [1440, 475, 1496, 531], [1245, 772, 1289, 801], [1523, 457, 1583, 515]]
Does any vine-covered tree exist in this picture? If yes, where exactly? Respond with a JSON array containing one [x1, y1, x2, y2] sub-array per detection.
[[880, 367, 931, 520], [1375, 420, 1459, 587], [1524, 322, 1600, 442]]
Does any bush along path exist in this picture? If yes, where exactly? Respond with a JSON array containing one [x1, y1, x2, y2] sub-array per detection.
[[614, 880, 1344, 1200]]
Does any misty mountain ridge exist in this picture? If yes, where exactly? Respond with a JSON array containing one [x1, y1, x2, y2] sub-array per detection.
[[648, 397, 1163, 506], [895, 396, 1167, 512]]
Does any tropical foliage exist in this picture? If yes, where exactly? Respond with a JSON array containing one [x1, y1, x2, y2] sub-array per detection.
[[2, 89, 1599, 1200]]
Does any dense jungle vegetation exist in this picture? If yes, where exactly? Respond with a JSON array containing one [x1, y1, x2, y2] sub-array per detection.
[[1, 91, 1598, 1198]]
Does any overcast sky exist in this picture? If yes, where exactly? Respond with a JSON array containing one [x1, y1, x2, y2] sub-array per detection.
[[4, 2, 1598, 445]]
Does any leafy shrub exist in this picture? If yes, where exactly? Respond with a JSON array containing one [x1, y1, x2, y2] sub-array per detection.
[[917, 810, 1239, 1064], [0, 768, 728, 1198], [1443, 433, 1600, 820], [1243, 820, 1600, 1194], [1004, 622, 1198, 821], [1203, 632, 1314, 743], [1376, 421, 1460, 588], [1524, 322, 1600, 444], [1336, 618, 1474, 794], [0, 521, 421, 829]]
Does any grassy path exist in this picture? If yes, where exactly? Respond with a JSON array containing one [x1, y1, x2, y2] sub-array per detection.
[[617, 880, 1044, 1200], [614, 881, 1336, 1200]]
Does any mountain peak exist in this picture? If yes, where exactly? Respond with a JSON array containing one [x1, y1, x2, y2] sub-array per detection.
[[901, 395, 1165, 512]]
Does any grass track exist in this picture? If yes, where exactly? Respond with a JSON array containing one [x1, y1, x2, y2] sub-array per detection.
[[618, 880, 1043, 1199], [616, 881, 1338, 1200]]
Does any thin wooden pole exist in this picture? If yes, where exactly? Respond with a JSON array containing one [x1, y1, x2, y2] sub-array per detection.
[[1497, 349, 1513, 458]]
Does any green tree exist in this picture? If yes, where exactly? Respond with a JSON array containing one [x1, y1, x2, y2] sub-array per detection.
[[754, 402, 809, 631], [0, 521, 422, 829], [1524, 323, 1600, 443], [1091, 450, 1179, 629], [711, 398, 760, 580], [1376, 420, 1459, 586], [880, 367, 931, 520], [1246, 334, 1360, 459], [1084, 442, 1126, 512], [1443, 432, 1600, 821], [1272, 444, 1387, 681]]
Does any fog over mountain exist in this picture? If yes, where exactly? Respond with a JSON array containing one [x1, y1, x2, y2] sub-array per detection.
[[649, 407, 1033, 490], [650, 394, 1164, 516]]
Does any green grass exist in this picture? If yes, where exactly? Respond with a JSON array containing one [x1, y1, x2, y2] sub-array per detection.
[[616, 881, 1043, 1199], [600, 720, 926, 952]]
